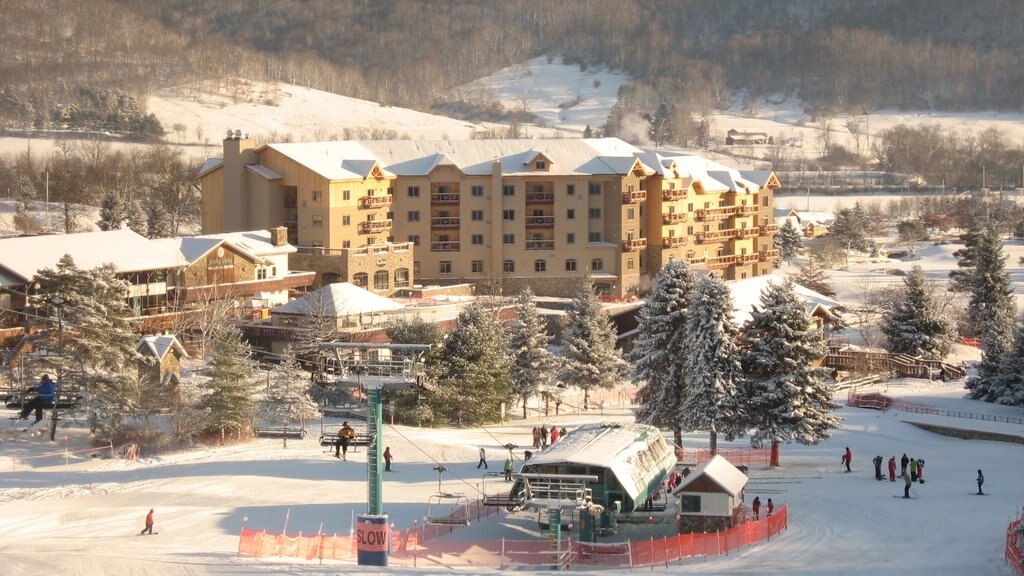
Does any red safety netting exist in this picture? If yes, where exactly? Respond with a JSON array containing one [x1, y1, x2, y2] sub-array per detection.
[[238, 503, 788, 569], [1008, 515, 1024, 576]]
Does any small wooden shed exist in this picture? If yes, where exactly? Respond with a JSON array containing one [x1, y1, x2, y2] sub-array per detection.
[[670, 455, 748, 533]]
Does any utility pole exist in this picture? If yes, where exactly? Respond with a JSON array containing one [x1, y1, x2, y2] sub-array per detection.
[[49, 296, 65, 442]]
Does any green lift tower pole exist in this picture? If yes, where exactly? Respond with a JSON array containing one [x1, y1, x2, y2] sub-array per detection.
[[366, 383, 384, 515]]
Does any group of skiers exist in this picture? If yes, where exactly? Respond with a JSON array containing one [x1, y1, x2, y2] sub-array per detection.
[[750, 496, 774, 520], [531, 425, 567, 449]]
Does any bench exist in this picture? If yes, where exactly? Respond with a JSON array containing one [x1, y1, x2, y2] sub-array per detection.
[[254, 426, 307, 439]]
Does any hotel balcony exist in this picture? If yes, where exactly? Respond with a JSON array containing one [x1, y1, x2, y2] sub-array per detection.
[[705, 255, 739, 269], [760, 224, 779, 235], [694, 229, 738, 243], [430, 192, 460, 204], [662, 188, 687, 201], [526, 239, 555, 250], [431, 241, 461, 252], [695, 207, 735, 221], [734, 205, 760, 216], [359, 194, 393, 208], [431, 216, 461, 228], [622, 190, 647, 203], [622, 238, 647, 251], [759, 249, 781, 262], [526, 191, 555, 203], [662, 213, 688, 224], [662, 236, 688, 248], [736, 228, 760, 239], [740, 253, 762, 264], [525, 215, 555, 227], [358, 219, 393, 234]]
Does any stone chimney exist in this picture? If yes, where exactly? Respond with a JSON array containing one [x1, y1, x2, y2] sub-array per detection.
[[271, 226, 288, 247]]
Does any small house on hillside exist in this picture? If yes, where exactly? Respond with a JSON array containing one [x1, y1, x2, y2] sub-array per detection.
[[136, 334, 188, 399], [671, 455, 748, 533], [725, 129, 770, 145]]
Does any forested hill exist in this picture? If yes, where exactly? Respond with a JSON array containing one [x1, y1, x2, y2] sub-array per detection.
[[2, 0, 1022, 133]]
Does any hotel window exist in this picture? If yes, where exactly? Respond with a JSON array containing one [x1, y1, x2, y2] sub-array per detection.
[[688, 203, 694, 211], [589, 183, 601, 195], [394, 268, 410, 288], [312, 190, 322, 202], [503, 209, 515, 221], [471, 234, 484, 245], [408, 235, 420, 245], [589, 208, 601, 219], [413, 261, 421, 275], [565, 259, 577, 272], [503, 185, 515, 197], [343, 215, 351, 226], [472, 260, 484, 273], [687, 250, 695, 259], [535, 160, 546, 169], [763, 196, 769, 207], [352, 272, 368, 287], [312, 215, 323, 227], [591, 258, 603, 271], [343, 190, 351, 200], [567, 233, 575, 244], [472, 209, 484, 221], [407, 186, 420, 197], [471, 185, 484, 197], [503, 234, 515, 245], [342, 240, 351, 248], [627, 208, 635, 221], [503, 260, 515, 273], [534, 260, 546, 272], [567, 184, 575, 195], [439, 261, 452, 275], [373, 270, 389, 290], [588, 231, 601, 242], [567, 208, 575, 220], [408, 210, 420, 222], [627, 258, 635, 271]]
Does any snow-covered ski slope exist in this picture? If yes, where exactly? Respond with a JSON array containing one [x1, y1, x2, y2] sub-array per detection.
[[1, 377, 1021, 576]]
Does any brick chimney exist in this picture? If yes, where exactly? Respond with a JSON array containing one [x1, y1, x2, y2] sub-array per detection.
[[271, 226, 288, 247]]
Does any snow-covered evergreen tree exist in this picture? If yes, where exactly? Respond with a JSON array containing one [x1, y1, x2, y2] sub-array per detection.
[[384, 315, 444, 425], [201, 326, 260, 439], [508, 288, 557, 418], [559, 274, 629, 408], [125, 199, 147, 236], [430, 302, 511, 425], [631, 259, 696, 447], [680, 274, 744, 454], [98, 190, 126, 231], [738, 278, 839, 460], [831, 202, 873, 255], [790, 254, 836, 297], [985, 317, 1024, 406], [880, 265, 955, 359], [144, 200, 170, 238], [774, 219, 804, 264], [257, 346, 320, 433]]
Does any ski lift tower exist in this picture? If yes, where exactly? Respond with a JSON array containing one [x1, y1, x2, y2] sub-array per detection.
[[318, 342, 430, 567]]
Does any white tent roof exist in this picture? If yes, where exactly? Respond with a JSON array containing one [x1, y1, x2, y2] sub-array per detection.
[[272, 282, 403, 317], [523, 422, 676, 502], [671, 454, 748, 498]]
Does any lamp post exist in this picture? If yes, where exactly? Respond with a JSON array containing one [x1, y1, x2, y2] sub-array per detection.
[[49, 295, 65, 442]]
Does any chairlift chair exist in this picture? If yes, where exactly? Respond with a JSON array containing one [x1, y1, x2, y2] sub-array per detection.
[[425, 492, 471, 526]]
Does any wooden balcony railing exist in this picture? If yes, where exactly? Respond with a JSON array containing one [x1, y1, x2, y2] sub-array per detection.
[[622, 190, 647, 203], [760, 224, 779, 235], [662, 236, 688, 248], [662, 213, 688, 224], [430, 193, 460, 204], [358, 219, 393, 234], [706, 255, 739, 269], [431, 241, 461, 252], [734, 205, 760, 216], [526, 239, 555, 250], [359, 194, 393, 208], [525, 215, 555, 227], [759, 249, 780, 262], [736, 228, 760, 239], [695, 207, 734, 221], [430, 217, 461, 228], [662, 189, 687, 201], [622, 238, 647, 251], [695, 229, 738, 243]]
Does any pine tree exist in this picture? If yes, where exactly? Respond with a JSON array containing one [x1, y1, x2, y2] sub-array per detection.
[[125, 199, 147, 236], [790, 255, 836, 297], [831, 202, 874, 259], [145, 201, 170, 238], [258, 346, 320, 433], [775, 219, 804, 263], [385, 315, 444, 425], [880, 265, 955, 359], [631, 260, 696, 447], [559, 275, 629, 409], [97, 190, 126, 231], [680, 274, 744, 454], [508, 288, 557, 418], [431, 303, 511, 425], [201, 326, 260, 439], [739, 278, 840, 462], [986, 318, 1024, 406]]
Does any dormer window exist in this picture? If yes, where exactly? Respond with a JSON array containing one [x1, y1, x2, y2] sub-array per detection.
[[535, 160, 546, 169]]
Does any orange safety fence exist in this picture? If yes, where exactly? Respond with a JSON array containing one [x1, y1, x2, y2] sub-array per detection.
[[1008, 514, 1024, 576], [239, 503, 788, 569], [7, 442, 115, 471]]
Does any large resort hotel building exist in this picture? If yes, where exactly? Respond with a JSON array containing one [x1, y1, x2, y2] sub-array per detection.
[[199, 135, 780, 298]]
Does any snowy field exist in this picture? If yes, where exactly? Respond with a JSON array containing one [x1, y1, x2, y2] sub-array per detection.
[[1, 376, 1022, 576]]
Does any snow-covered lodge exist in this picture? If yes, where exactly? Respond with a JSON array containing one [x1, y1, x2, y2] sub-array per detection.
[[199, 135, 781, 299], [516, 422, 676, 514], [671, 454, 749, 533]]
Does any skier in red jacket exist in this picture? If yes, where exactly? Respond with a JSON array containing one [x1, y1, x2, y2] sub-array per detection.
[[888, 456, 896, 481], [841, 447, 852, 473]]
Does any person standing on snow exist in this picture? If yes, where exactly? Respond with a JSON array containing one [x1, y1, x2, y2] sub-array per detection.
[[888, 457, 897, 482], [550, 426, 560, 444], [383, 446, 393, 472], [140, 509, 155, 535], [909, 457, 918, 482], [900, 453, 909, 477], [503, 457, 514, 481], [916, 458, 925, 483], [873, 455, 883, 480], [976, 470, 984, 495], [766, 498, 774, 517], [903, 469, 913, 498], [540, 426, 549, 449], [477, 447, 488, 469], [752, 496, 761, 520], [842, 447, 852, 473]]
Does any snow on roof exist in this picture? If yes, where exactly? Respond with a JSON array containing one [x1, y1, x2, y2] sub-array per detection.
[[197, 157, 223, 178], [245, 164, 281, 180], [137, 334, 188, 361], [272, 282, 403, 316], [0, 229, 186, 284], [151, 230, 294, 265], [794, 211, 836, 225], [195, 230, 296, 256], [522, 422, 676, 502], [729, 273, 842, 326], [671, 455, 748, 497]]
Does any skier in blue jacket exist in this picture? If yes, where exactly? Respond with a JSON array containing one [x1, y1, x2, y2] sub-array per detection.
[[19, 374, 56, 422]]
